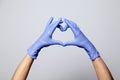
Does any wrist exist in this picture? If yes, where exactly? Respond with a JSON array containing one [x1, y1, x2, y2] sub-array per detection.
[[27, 42, 43, 59], [84, 42, 100, 60]]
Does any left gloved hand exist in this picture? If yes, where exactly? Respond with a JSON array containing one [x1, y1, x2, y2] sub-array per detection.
[[27, 17, 64, 59], [63, 19, 100, 60]]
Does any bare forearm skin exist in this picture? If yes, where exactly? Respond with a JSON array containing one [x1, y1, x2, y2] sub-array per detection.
[[92, 57, 114, 80], [11, 54, 34, 80]]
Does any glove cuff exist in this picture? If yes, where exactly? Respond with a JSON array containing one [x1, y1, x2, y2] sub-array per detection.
[[27, 48, 40, 59], [84, 43, 100, 61], [27, 42, 42, 59]]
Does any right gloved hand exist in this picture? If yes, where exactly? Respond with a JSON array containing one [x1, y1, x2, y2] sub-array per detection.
[[63, 19, 100, 61], [27, 17, 64, 59]]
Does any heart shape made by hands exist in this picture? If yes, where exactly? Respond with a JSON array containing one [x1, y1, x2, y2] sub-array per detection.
[[53, 24, 74, 43]]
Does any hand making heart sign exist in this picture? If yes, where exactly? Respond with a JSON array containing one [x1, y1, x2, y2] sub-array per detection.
[[27, 17, 100, 60]]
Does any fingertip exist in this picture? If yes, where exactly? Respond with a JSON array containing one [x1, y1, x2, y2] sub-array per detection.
[[47, 17, 54, 25], [62, 43, 66, 47], [59, 17, 62, 20], [64, 18, 71, 25], [64, 18, 68, 22], [64, 18, 68, 21], [55, 18, 63, 25], [63, 25, 69, 31], [58, 25, 64, 32], [58, 18, 62, 22], [49, 17, 54, 22], [50, 17, 53, 19]]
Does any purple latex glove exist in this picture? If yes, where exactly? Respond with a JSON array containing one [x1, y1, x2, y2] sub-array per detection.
[[27, 17, 64, 59], [64, 19, 100, 60]]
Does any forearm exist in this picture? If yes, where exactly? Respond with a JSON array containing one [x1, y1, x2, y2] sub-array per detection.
[[92, 57, 113, 80], [11, 54, 34, 80], [11, 18, 64, 80]]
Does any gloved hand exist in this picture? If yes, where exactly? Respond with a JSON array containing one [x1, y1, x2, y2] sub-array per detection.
[[64, 19, 100, 60], [27, 17, 64, 59]]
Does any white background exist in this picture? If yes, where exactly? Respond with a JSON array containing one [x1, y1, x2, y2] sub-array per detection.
[[0, 0, 120, 80]]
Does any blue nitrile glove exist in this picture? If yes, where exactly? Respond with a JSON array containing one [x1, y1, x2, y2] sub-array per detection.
[[27, 17, 64, 59], [64, 19, 100, 61]]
